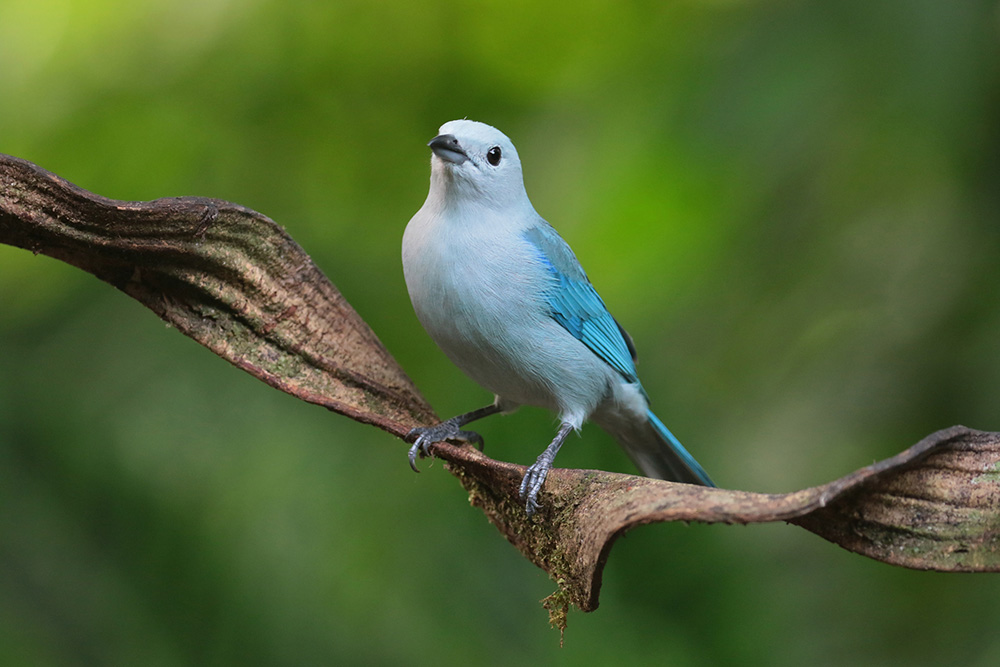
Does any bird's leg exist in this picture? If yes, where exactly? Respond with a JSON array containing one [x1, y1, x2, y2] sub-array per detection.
[[407, 403, 503, 472], [519, 422, 574, 516]]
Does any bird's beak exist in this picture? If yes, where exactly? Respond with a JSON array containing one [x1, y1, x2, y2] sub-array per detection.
[[428, 134, 468, 165]]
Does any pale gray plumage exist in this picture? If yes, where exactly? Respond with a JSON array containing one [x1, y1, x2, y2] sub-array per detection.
[[402, 119, 713, 515]]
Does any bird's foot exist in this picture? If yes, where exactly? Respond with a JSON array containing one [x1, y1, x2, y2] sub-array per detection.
[[518, 460, 551, 516], [517, 422, 573, 516], [407, 419, 484, 472]]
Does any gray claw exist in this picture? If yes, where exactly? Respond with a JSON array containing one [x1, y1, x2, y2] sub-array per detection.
[[407, 421, 484, 472], [519, 462, 549, 516], [407, 435, 429, 473], [462, 430, 485, 451]]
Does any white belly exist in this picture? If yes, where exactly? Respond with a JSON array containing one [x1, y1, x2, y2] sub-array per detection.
[[402, 212, 614, 422]]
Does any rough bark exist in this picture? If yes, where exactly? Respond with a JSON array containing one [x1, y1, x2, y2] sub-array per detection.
[[3, 153, 999, 617]]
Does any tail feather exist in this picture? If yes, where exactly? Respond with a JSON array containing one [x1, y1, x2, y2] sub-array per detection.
[[597, 409, 714, 487]]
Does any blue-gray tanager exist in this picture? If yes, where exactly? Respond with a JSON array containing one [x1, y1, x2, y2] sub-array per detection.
[[403, 119, 714, 515]]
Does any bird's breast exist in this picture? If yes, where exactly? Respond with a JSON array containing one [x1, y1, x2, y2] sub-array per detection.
[[402, 208, 621, 417], [405, 220, 541, 337], [402, 209, 558, 392]]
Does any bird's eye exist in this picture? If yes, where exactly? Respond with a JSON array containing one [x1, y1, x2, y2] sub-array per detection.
[[486, 146, 502, 166]]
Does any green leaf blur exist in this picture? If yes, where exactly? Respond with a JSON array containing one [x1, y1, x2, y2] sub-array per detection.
[[2, 1, 999, 664]]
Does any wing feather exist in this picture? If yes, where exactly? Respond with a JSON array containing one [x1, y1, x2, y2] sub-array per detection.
[[523, 224, 639, 384]]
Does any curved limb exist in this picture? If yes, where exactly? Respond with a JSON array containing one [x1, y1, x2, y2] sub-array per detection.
[[407, 403, 502, 472], [519, 422, 574, 515]]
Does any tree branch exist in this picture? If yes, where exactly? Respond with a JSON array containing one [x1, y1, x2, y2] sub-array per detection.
[[3, 153, 999, 618], [0, 153, 432, 434]]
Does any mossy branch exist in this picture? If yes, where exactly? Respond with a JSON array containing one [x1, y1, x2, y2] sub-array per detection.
[[3, 153, 999, 615]]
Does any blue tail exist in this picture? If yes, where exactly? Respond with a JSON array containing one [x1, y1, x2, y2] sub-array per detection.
[[594, 407, 715, 486], [644, 410, 715, 487]]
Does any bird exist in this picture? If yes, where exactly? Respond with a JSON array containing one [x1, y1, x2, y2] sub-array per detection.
[[402, 119, 714, 515]]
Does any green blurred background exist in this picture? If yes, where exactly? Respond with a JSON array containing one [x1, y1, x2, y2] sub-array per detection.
[[2, 0, 1000, 664]]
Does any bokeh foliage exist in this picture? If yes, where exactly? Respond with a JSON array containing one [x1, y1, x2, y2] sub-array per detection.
[[1, 1, 999, 664]]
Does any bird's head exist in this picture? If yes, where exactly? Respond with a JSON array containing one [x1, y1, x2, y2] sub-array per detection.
[[426, 119, 529, 211]]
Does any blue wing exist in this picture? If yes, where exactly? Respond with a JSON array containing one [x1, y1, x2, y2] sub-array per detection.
[[524, 223, 715, 487], [523, 224, 639, 384]]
